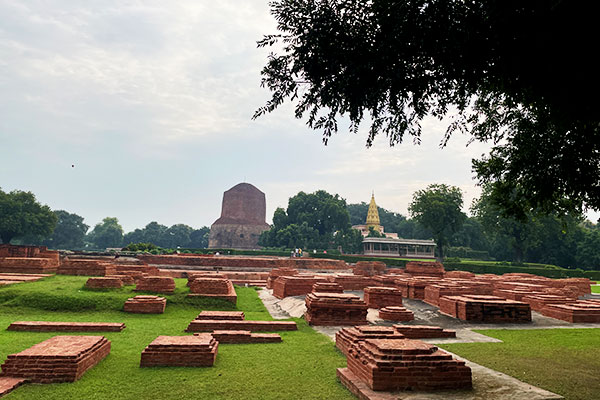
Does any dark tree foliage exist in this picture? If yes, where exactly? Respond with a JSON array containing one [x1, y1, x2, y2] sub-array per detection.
[[86, 217, 123, 249], [0, 188, 57, 244], [256, 0, 599, 217], [189, 227, 210, 249], [43, 210, 89, 250], [409, 184, 466, 260], [260, 190, 351, 249]]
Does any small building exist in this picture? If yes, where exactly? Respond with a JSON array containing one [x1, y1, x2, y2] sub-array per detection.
[[352, 193, 436, 258], [362, 237, 436, 258]]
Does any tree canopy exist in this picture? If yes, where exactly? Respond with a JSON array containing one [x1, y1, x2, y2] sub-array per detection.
[[408, 184, 466, 260], [259, 190, 356, 250], [42, 210, 89, 250], [0, 188, 57, 244], [256, 1, 599, 217], [87, 217, 124, 249]]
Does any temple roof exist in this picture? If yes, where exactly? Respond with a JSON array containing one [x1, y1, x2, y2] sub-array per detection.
[[365, 192, 380, 230]]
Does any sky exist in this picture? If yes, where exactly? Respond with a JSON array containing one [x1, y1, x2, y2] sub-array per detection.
[[1, 1, 598, 233]]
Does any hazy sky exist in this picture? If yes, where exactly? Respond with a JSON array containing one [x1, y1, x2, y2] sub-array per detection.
[[1, 1, 597, 233]]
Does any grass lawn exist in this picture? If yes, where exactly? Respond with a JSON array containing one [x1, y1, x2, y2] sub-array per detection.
[[591, 285, 600, 293], [0, 276, 353, 400], [440, 328, 600, 400]]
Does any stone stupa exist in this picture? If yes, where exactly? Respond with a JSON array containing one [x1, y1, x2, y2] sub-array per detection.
[[208, 183, 270, 249]]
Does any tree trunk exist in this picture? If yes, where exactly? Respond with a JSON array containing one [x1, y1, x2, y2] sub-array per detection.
[[435, 238, 445, 262]]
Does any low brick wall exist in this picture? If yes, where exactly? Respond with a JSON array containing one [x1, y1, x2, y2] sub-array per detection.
[[123, 295, 166, 314], [134, 276, 175, 294], [364, 286, 403, 309], [140, 334, 217, 367], [540, 300, 600, 323], [439, 295, 531, 323], [85, 277, 123, 289], [304, 292, 368, 326], [272, 276, 326, 299], [185, 320, 297, 332], [58, 259, 116, 276], [7, 321, 125, 332], [0, 258, 58, 274], [137, 254, 347, 270], [378, 306, 414, 322], [208, 330, 281, 344]]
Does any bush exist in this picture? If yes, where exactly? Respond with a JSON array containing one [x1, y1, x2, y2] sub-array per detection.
[[444, 261, 600, 280]]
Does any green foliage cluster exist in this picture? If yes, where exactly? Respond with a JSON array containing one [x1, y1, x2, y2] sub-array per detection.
[[0, 188, 57, 244], [122, 223, 209, 250], [409, 184, 466, 260], [257, 0, 599, 218], [259, 190, 362, 253]]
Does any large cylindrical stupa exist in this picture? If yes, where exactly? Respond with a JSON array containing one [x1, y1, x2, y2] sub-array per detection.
[[208, 183, 270, 249]]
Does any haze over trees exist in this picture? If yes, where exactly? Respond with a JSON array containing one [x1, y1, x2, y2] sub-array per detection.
[[0, 188, 57, 244], [256, 1, 599, 219]]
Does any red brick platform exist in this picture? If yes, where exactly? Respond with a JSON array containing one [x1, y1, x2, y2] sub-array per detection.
[[393, 325, 456, 339], [353, 261, 386, 276], [0, 258, 58, 274], [58, 259, 116, 276], [336, 325, 406, 356], [266, 267, 298, 289], [328, 274, 374, 291], [123, 295, 166, 314], [134, 276, 175, 294], [7, 321, 125, 332], [0, 377, 26, 397], [364, 286, 403, 309], [140, 334, 218, 367], [272, 276, 327, 299], [378, 306, 414, 322], [304, 292, 368, 326], [0, 336, 110, 383], [186, 319, 297, 332], [205, 330, 282, 344], [344, 338, 472, 391], [85, 277, 123, 289], [439, 295, 532, 323], [312, 282, 344, 293], [405, 261, 445, 278], [195, 311, 244, 320], [540, 300, 600, 323], [106, 274, 135, 285], [187, 277, 237, 304]]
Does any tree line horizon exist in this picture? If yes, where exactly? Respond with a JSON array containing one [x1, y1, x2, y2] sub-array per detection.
[[1, 185, 599, 271]]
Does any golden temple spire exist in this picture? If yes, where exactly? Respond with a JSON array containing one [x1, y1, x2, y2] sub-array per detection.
[[366, 192, 380, 231]]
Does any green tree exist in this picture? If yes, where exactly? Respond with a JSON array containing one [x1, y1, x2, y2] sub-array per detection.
[[189, 227, 210, 249], [334, 228, 364, 254], [0, 188, 57, 244], [256, 1, 599, 217], [408, 184, 466, 261], [576, 228, 600, 270], [42, 210, 89, 250], [162, 224, 193, 248], [87, 217, 123, 249]]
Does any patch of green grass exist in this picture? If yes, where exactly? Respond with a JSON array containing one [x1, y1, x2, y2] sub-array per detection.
[[0, 276, 352, 400], [439, 328, 600, 400], [591, 285, 600, 293]]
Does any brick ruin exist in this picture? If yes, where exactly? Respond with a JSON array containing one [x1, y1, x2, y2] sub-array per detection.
[[353, 261, 386, 276], [123, 295, 167, 314], [540, 299, 600, 323], [85, 277, 123, 289], [58, 258, 117, 276], [187, 277, 237, 304], [328, 274, 375, 291], [266, 268, 298, 289], [134, 276, 176, 294], [0, 336, 110, 383], [339, 338, 472, 393], [272, 276, 328, 299], [0, 245, 60, 274], [312, 282, 344, 293], [378, 306, 414, 322], [7, 321, 125, 332], [336, 326, 406, 356], [363, 286, 403, 309], [140, 334, 218, 367], [207, 331, 282, 344], [304, 292, 368, 326], [392, 325, 456, 339], [0, 273, 50, 287], [186, 311, 297, 332], [439, 295, 532, 323]]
